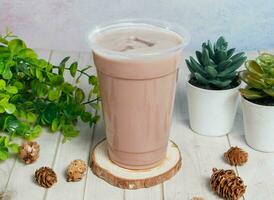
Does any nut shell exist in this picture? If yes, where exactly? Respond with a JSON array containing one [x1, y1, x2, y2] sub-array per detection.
[[66, 159, 87, 182], [224, 147, 248, 166], [19, 141, 40, 164], [35, 167, 57, 188]]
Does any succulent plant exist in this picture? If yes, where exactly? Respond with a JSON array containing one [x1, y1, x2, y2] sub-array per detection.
[[186, 36, 247, 89], [240, 53, 274, 100]]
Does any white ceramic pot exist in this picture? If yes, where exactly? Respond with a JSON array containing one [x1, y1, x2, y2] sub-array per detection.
[[186, 82, 240, 136], [242, 97, 274, 152]]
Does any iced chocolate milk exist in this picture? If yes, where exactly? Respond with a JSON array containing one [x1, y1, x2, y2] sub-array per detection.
[[89, 20, 189, 169]]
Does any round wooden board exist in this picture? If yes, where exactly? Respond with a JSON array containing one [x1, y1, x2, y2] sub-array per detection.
[[90, 139, 182, 189]]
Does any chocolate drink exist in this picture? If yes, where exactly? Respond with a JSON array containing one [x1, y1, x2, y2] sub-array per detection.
[[89, 20, 188, 169]]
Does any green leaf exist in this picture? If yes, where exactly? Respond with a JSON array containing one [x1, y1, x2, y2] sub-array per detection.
[[62, 124, 79, 142], [61, 82, 75, 94], [217, 59, 232, 71], [48, 88, 61, 101], [36, 68, 43, 81], [42, 103, 59, 124], [226, 48, 235, 59], [0, 106, 5, 113], [0, 46, 10, 59], [0, 147, 9, 160], [186, 59, 195, 73], [6, 86, 18, 94], [205, 65, 218, 78], [239, 71, 266, 89], [3, 115, 21, 133], [88, 75, 98, 85], [263, 88, 274, 97], [93, 84, 100, 95], [75, 88, 85, 103], [194, 73, 209, 85], [59, 56, 70, 66], [189, 57, 207, 76], [17, 48, 38, 59], [2, 67, 12, 80], [80, 111, 91, 122], [48, 74, 64, 86], [69, 62, 78, 77], [90, 102, 100, 110], [63, 103, 84, 120], [206, 40, 215, 60], [230, 52, 245, 61], [195, 51, 203, 65], [210, 79, 232, 88], [26, 125, 42, 140], [4, 103, 16, 114], [58, 56, 70, 75], [215, 50, 227, 63], [219, 56, 247, 75], [202, 48, 210, 65], [12, 81, 24, 90], [216, 36, 227, 51], [0, 62, 5, 74], [8, 143, 19, 153], [51, 118, 59, 132], [245, 60, 264, 76], [27, 112, 37, 123], [240, 88, 266, 99], [8, 39, 26, 54], [0, 79, 6, 90]]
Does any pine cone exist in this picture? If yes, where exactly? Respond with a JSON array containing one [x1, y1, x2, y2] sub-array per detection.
[[19, 141, 40, 164], [210, 168, 246, 200], [35, 167, 57, 188], [66, 159, 87, 182], [224, 147, 248, 166]]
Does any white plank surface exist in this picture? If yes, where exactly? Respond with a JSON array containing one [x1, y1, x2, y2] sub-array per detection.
[[0, 49, 273, 200]]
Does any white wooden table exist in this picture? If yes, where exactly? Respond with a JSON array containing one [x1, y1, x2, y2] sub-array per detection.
[[0, 49, 274, 200]]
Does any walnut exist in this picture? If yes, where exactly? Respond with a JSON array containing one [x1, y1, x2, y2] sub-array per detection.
[[19, 141, 40, 164], [35, 167, 57, 188], [224, 147, 248, 166], [210, 168, 246, 200], [66, 159, 87, 182]]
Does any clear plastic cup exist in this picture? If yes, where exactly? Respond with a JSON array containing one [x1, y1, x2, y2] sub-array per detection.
[[89, 19, 190, 169]]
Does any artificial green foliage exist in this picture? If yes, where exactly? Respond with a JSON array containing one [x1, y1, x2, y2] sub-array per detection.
[[186, 36, 247, 89], [0, 29, 100, 160], [240, 53, 274, 100], [0, 136, 19, 160]]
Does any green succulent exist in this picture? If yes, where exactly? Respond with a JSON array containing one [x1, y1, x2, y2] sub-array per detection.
[[186, 36, 247, 89], [240, 53, 274, 100]]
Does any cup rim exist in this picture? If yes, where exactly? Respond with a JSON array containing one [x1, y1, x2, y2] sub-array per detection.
[[87, 18, 191, 59]]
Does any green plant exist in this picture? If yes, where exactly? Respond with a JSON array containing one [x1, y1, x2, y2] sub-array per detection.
[[240, 53, 274, 100], [0, 136, 19, 160], [186, 36, 247, 89], [0, 30, 100, 160]]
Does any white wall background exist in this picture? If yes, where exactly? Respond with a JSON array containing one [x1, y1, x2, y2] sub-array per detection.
[[0, 0, 274, 52]]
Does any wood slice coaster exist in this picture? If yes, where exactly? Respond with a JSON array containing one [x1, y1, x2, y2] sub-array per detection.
[[90, 139, 182, 189]]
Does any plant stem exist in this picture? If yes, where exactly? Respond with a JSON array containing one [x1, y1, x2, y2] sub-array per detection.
[[82, 97, 100, 105], [53, 66, 91, 78]]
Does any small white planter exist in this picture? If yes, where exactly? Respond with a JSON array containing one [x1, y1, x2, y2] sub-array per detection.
[[242, 97, 274, 152], [186, 82, 240, 136]]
